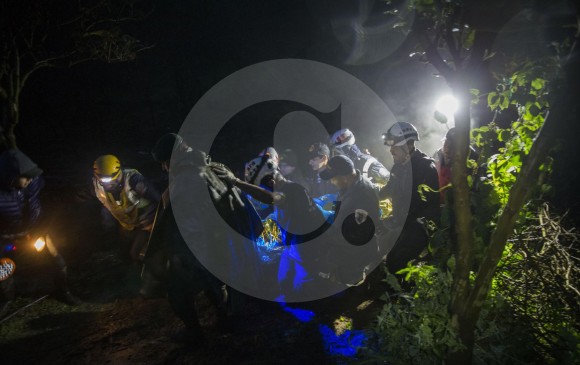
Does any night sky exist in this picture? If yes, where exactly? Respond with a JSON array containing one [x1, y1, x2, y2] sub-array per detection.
[[12, 0, 580, 217]]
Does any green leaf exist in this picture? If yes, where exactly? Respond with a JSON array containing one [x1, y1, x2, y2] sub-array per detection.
[[531, 78, 545, 90], [498, 130, 510, 142], [385, 272, 402, 292], [488, 92, 499, 110], [434, 110, 448, 124], [499, 94, 510, 110]]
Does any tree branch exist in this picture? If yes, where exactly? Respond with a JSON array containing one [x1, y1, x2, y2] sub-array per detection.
[[420, 31, 455, 81]]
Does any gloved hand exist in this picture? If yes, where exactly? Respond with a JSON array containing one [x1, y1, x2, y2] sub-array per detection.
[[212, 166, 239, 185], [354, 209, 369, 225]]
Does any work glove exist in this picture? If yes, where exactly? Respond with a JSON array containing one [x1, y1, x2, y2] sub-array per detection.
[[211, 166, 239, 185], [354, 209, 369, 225]]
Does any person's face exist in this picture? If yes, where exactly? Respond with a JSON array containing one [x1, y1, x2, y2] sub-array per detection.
[[329, 175, 350, 190], [96, 175, 122, 192], [390, 144, 410, 165], [309, 155, 327, 171], [260, 174, 275, 191], [279, 162, 295, 177], [14, 177, 32, 189]]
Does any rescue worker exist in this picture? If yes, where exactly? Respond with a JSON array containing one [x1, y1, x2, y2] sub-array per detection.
[[433, 127, 480, 204], [330, 128, 390, 186], [319, 155, 380, 286], [306, 142, 338, 198], [92, 155, 159, 264], [278, 149, 310, 192], [379, 122, 440, 273], [149, 133, 229, 344], [0, 149, 80, 318]]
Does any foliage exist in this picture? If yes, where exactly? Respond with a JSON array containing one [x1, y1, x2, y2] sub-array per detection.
[[487, 205, 580, 364], [371, 204, 580, 364], [372, 265, 464, 365], [475, 59, 557, 205]]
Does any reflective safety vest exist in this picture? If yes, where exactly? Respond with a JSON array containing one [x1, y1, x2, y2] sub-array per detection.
[[93, 169, 152, 230]]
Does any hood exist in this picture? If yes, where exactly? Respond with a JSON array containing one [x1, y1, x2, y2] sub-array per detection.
[[0, 149, 43, 189]]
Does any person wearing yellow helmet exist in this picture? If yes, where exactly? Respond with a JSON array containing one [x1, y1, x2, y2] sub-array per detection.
[[92, 154, 160, 275]]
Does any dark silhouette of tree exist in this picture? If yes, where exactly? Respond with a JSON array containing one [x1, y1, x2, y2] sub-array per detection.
[[0, 0, 152, 149]]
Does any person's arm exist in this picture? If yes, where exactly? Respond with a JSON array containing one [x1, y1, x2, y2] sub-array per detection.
[[369, 161, 390, 185], [211, 166, 277, 205], [232, 179, 277, 205], [130, 173, 161, 204], [27, 176, 44, 227]]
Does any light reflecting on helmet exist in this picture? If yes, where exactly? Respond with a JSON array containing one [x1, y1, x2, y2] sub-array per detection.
[[331, 128, 355, 148], [383, 122, 419, 146], [93, 155, 122, 190]]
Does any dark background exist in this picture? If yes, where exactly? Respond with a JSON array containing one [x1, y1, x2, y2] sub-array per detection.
[[11, 0, 580, 219]]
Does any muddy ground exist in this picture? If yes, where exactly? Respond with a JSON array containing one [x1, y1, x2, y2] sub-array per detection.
[[0, 193, 388, 365]]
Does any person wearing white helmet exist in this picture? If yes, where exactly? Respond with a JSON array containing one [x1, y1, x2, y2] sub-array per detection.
[[378, 121, 440, 273], [215, 147, 329, 301], [330, 128, 390, 186]]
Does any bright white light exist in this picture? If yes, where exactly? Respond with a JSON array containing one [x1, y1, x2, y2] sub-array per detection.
[[436, 95, 459, 121], [34, 237, 46, 252], [99, 177, 113, 183]]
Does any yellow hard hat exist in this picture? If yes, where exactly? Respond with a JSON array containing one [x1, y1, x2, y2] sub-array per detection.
[[93, 155, 121, 181]]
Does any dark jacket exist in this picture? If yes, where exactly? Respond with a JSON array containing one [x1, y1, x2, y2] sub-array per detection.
[[379, 149, 440, 227], [327, 171, 380, 284], [147, 149, 263, 295], [306, 174, 339, 199], [0, 150, 44, 237]]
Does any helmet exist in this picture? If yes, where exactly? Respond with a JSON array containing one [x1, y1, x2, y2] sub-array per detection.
[[151, 133, 184, 163], [330, 128, 355, 148], [382, 122, 419, 146], [258, 147, 279, 164], [93, 155, 121, 182], [245, 148, 279, 185]]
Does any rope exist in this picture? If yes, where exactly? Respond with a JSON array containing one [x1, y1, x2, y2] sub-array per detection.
[[0, 295, 49, 325]]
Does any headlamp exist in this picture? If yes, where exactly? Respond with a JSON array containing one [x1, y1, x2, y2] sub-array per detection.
[[382, 133, 394, 146], [99, 176, 114, 183]]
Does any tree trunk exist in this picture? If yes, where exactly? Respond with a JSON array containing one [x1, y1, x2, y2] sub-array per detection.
[[4, 97, 19, 149], [446, 80, 477, 364], [447, 312, 477, 365]]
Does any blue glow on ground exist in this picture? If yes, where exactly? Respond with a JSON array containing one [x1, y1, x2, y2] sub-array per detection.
[[318, 324, 367, 357], [283, 306, 316, 322], [275, 295, 316, 323]]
